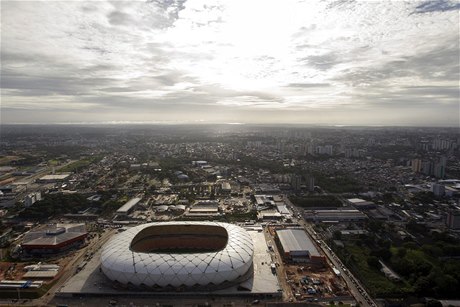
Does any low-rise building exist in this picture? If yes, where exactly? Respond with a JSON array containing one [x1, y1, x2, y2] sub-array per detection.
[[276, 229, 325, 265], [116, 197, 142, 216], [304, 208, 367, 222], [21, 224, 87, 255], [446, 210, 460, 230]]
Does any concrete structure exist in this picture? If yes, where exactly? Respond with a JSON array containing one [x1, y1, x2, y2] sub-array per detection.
[[446, 210, 460, 230], [254, 195, 276, 211], [276, 204, 290, 215], [0, 280, 44, 289], [306, 175, 315, 192], [340, 229, 369, 237], [24, 192, 41, 207], [21, 224, 87, 255], [37, 174, 70, 183], [192, 160, 208, 167], [116, 197, 141, 215], [412, 159, 422, 173], [276, 229, 325, 264], [291, 175, 301, 191], [432, 183, 445, 197], [155, 205, 168, 213], [185, 200, 220, 217], [347, 198, 376, 210], [304, 209, 367, 222], [101, 222, 254, 289], [220, 182, 232, 194], [257, 211, 283, 221], [23, 270, 58, 279]]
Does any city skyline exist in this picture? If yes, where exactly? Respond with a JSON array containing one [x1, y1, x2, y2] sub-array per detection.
[[1, 0, 459, 126]]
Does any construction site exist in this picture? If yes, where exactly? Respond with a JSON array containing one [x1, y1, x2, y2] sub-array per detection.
[[265, 224, 352, 303]]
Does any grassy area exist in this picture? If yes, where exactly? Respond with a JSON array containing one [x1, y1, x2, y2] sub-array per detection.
[[58, 156, 102, 173], [0, 156, 21, 166], [47, 159, 60, 166]]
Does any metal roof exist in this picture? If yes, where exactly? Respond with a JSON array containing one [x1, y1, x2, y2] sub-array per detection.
[[116, 197, 142, 214], [276, 229, 320, 256], [23, 271, 58, 278], [276, 204, 290, 215], [38, 174, 70, 181], [22, 224, 87, 247]]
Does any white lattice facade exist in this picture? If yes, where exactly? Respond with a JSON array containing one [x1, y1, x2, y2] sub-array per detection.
[[100, 222, 254, 288]]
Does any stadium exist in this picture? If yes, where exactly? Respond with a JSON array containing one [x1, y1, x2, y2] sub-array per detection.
[[100, 222, 254, 289]]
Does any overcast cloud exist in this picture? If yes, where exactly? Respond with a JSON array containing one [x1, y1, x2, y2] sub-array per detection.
[[1, 0, 459, 126]]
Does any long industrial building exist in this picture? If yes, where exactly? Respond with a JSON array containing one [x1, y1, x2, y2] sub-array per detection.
[[116, 197, 142, 215], [276, 229, 325, 264], [303, 209, 367, 222]]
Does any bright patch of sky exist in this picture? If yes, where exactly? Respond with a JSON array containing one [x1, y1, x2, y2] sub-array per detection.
[[1, 0, 459, 126]]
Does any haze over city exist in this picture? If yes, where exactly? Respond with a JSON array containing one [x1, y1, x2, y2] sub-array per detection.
[[1, 0, 459, 126]]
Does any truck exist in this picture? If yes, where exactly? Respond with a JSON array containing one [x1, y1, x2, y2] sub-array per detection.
[[271, 263, 276, 274]]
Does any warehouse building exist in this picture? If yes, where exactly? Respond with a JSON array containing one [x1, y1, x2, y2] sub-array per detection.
[[347, 198, 376, 210], [36, 174, 71, 183], [276, 229, 325, 265], [303, 209, 367, 222], [116, 197, 142, 216]]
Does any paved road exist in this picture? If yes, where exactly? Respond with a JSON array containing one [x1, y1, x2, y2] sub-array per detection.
[[300, 221, 377, 307], [263, 224, 294, 302]]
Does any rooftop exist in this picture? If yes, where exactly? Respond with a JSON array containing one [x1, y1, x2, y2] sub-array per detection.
[[116, 197, 142, 214], [38, 174, 70, 181], [276, 229, 320, 256], [22, 224, 87, 247]]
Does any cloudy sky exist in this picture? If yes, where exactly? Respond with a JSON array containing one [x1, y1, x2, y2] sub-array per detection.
[[1, 0, 459, 126]]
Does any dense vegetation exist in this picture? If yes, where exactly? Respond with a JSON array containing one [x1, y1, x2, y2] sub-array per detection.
[[18, 193, 91, 220], [333, 222, 460, 299], [18, 192, 123, 220], [313, 172, 363, 193], [289, 195, 342, 208]]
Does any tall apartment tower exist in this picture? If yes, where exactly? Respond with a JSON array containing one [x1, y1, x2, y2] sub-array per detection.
[[306, 175, 315, 192], [412, 159, 422, 173]]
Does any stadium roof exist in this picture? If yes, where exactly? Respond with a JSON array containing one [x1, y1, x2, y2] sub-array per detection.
[[277, 229, 320, 256], [101, 221, 254, 288]]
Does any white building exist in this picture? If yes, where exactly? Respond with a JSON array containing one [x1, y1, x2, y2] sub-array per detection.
[[25, 192, 42, 207], [101, 222, 254, 288]]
